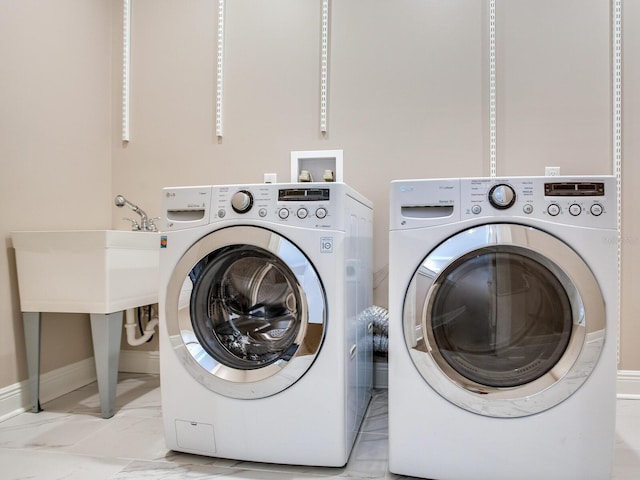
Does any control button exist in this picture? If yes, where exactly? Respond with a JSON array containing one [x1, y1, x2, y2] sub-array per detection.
[[471, 205, 482, 215], [523, 204, 534, 215], [569, 204, 582, 216], [590, 203, 604, 216], [278, 208, 289, 219], [231, 190, 253, 213], [488, 184, 516, 209], [297, 208, 308, 219], [547, 204, 561, 216], [217, 209, 226, 218], [258, 208, 267, 218], [316, 207, 327, 219]]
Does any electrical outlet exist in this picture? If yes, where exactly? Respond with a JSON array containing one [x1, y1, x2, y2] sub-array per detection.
[[545, 166, 561, 176]]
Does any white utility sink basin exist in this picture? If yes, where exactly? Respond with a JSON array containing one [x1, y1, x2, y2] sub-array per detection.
[[12, 230, 160, 314]]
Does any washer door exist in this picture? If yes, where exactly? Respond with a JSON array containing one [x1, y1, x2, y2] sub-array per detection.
[[404, 223, 605, 417], [166, 226, 326, 399]]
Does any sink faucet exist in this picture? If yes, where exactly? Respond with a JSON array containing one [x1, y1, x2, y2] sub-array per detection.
[[114, 195, 158, 232]]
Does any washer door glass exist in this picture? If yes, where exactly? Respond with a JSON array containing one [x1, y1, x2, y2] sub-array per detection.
[[404, 223, 605, 417], [190, 246, 304, 369], [166, 226, 326, 399]]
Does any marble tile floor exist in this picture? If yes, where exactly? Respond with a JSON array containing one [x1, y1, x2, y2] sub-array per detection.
[[0, 373, 638, 480]]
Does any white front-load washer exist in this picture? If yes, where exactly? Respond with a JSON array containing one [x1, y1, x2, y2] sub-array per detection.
[[159, 182, 373, 466], [388, 176, 618, 480]]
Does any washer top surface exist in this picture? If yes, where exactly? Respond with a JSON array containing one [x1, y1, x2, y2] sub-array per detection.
[[390, 175, 617, 231]]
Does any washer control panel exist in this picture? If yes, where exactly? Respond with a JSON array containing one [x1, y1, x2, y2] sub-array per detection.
[[211, 184, 341, 229]]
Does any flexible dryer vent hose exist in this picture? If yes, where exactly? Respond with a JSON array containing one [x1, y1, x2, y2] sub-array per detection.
[[361, 305, 389, 354]]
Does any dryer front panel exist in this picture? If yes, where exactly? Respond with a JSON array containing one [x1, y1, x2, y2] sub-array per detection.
[[403, 223, 605, 417], [166, 226, 326, 399]]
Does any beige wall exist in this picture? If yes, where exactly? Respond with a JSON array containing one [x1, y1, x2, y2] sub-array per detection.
[[621, 0, 640, 370], [1, 0, 638, 392], [496, 0, 611, 175], [1, 0, 112, 386]]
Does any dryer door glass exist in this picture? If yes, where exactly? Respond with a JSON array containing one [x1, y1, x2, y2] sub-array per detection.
[[403, 223, 606, 417], [166, 226, 326, 400], [430, 250, 572, 387]]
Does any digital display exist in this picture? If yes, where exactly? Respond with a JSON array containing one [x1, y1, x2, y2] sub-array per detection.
[[544, 182, 605, 197], [278, 188, 330, 202]]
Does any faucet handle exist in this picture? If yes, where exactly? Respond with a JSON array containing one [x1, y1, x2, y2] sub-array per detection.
[[147, 217, 160, 232], [123, 217, 141, 231]]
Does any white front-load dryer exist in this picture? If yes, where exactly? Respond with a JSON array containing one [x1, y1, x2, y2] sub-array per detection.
[[159, 183, 373, 466], [388, 176, 618, 480]]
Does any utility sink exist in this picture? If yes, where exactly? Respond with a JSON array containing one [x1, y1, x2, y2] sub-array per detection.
[[12, 230, 160, 314], [12, 230, 161, 419]]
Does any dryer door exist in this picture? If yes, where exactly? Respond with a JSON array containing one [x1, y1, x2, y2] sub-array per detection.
[[166, 226, 326, 399], [404, 223, 605, 417]]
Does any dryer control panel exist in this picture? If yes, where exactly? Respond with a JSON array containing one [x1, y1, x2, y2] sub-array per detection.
[[390, 176, 617, 230], [460, 177, 615, 228]]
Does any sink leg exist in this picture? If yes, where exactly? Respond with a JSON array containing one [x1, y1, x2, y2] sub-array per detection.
[[89, 312, 123, 419], [22, 312, 42, 413]]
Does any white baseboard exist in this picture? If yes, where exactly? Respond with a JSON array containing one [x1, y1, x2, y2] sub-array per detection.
[[617, 370, 640, 399], [0, 357, 96, 422], [0, 351, 159, 423], [118, 349, 160, 375]]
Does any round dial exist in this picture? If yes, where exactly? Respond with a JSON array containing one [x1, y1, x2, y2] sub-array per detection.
[[590, 204, 603, 216], [547, 203, 561, 216], [488, 184, 516, 209], [231, 190, 253, 213]]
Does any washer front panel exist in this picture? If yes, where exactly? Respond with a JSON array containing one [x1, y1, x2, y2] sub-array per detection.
[[166, 226, 326, 399], [404, 223, 605, 417]]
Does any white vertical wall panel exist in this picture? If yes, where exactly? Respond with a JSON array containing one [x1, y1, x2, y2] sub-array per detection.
[[122, 0, 131, 142], [216, 0, 225, 138]]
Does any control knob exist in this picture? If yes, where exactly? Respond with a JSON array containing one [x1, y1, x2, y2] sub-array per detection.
[[590, 203, 603, 216], [488, 184, 516, 210], [231, 190, 253, 213]]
